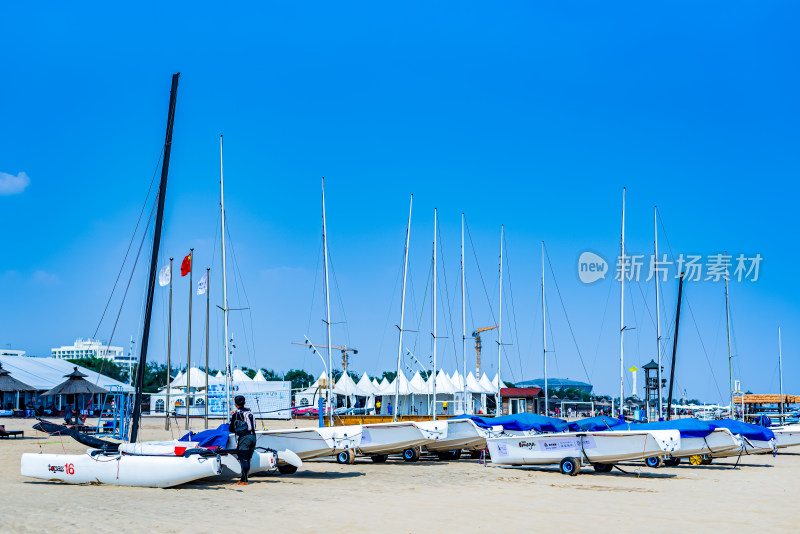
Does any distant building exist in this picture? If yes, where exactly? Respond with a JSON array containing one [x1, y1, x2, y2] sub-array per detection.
[[0, 349, 26, 357], [515, 378, 593, 395], [51, 339, 133, 373]]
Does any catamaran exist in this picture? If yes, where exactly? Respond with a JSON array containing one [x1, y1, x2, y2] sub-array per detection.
[[424, 418, 489, 459], [486, 429, 681, 475]]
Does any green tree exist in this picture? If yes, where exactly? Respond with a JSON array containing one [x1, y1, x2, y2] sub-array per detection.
[[284, 369, 315, 390], [130, 362, 169, 393]]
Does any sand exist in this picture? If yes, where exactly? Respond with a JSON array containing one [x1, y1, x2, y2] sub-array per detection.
[[0, 416, 795, 533]]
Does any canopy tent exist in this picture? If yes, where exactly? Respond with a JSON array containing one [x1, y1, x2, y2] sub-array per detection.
[[0, 362, 36, 392], [333, 373, 370, 397], [232, 369, 252, 382], [356, 372, 378, 396], [215, 370, 224, 379], [466, 371, 489, 394], [41, 367, 109, 397], [169, 367, 225, 389], [450, 371, 464, 391], [379, 370, 414, 396], [372, 378, 380, 389], [479, 374, 496, 394], [408, 371, 428, 395], [0, 355, 133, 393], [492, 374, 502, 391], [253, 370, 267, 382], [432, 369, 456, 395]]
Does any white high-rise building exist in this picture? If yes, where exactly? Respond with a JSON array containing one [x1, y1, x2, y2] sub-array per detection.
[[51, 339, 134, 373]]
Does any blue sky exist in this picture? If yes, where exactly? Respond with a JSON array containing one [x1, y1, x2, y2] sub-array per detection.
[[2, 2, 798, 402]]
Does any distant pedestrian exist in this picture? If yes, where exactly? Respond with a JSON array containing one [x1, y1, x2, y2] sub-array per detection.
[[387, 402, 393, 416]]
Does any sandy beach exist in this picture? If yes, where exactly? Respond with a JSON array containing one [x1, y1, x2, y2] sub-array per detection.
[[0, 417, 795, 533]]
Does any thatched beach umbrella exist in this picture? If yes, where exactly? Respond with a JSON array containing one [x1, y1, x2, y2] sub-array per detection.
[[0, 362, 37, 392], [41, 367, 109, 424]]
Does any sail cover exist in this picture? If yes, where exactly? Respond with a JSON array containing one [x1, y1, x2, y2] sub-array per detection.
[[610, 418, 716, 438], [453, 413, 577, 433]]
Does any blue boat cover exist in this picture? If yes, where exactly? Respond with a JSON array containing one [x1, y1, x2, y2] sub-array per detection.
[[179, 423, 231, 449], [754, 414, 772, 428], [452, 413, 577, 433], [711, 419, 775, 442], [574, 415, 624, 431], [609, 418, 716, 438]]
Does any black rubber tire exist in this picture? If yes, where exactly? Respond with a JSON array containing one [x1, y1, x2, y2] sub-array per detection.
[[370, 454, 388, 463], [593, 463, 613, 473], [403, 447, 420, 462], [436, 451, 454, 461], [701, 457, 712, 465], [559, 457, 580, 476], [645, 456, 664, 468], [451, 449, 462, 460], [336, 451, 351, 464], [470, 450, 483, 459], [277, 464, 298, 475], [663, 457, 681, 467]]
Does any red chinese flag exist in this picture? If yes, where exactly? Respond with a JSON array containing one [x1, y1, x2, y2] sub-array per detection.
[[181, 253, 192, 277]]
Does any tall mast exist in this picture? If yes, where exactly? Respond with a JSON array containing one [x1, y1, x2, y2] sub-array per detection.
[[725, 259, 734, 420], [204, 267, 210, 430], [666, 272, 684, 421], [321, 177, 333, 427], [619, 187, 626, 419], [394, 195, 413, 422], [654, 206, 662, 421], [186, 247, 193, 430], [164, 257, 173, 431], [461, 213, 467, 414], [432, 208, 438, 420], [542, 241, 548, 416], [219, 135, 232, 413], [496, 224, 503, 414], [130, 72, 179, 443], [779, 328, 784, 422]]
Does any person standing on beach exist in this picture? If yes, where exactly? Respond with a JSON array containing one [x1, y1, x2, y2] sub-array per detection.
[[229, 395, 257, 486]]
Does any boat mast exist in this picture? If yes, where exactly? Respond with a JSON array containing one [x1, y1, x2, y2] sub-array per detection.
[[725, 259, 734, 420], [542, 241, 548, 416], [496, 224, 503, 415], [779, 327, 784, 423], [204, 267, 210, 429], [219, 135, 232, 413], [165, 257, 173, 431], [654, 206, 662, 421], [321, 177, 333, 427], [432, 208, 438, 420], [619, 187, 626, 419], [130, 72, 179, 443], [394, 195, 413, 422], [461, 213, 467, 414], [666, 272, 684, 421], [186, 247, 193, 430]]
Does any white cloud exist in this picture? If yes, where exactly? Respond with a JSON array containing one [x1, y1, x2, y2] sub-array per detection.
[[31, 270, 59, 285], [0, 171, 30, 195]]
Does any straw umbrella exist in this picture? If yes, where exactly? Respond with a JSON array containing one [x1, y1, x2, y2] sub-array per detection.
[[0, 362, 37, 411], [41, 367, 109, 424]]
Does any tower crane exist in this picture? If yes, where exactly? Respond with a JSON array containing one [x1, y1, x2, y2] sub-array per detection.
[[292, 341, 359, 375], [472, 325, 498, 379]]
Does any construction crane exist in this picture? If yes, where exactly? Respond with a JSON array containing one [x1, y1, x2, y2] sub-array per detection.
[[292, 341, 359, 373], [472, 326, 498, 379]]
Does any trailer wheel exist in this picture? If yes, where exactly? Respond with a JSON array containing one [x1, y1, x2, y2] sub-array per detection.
[[689, 455, 703, 466], [470, 450, 483, 459], [559, 457, 580, 476], [451, 449, 462, 460], [593, 463, 613, 473], [645, 456, 664, 468], [370, 454, 388, 463], [403, 447, 420, 462], [663, 457, 681, 467], [436, 451, 454, 461], [278, 464, 298, 475], [336, 450, 355, 464], [701, 457, 713, 465]]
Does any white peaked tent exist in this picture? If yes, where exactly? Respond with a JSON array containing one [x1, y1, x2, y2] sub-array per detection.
[[408, 371, 428, 395], [479, 373, 496, 394], [491, 374, 501, 391], [333, 372, 368, 397], [466, 371, 487, 393], [377, 377, 391, 394], [215, 371, 224, 379], [232, 369, 252, 382], [450, 370, 465, 391], [380, 370, 413, 396], [357, 372, 378, 396], [433, 369, 456, 395], [172, 370, 184, 384], [311, 371, 328, 388], [372, 378, 380, 389], [170, 367, 224, 389], [253, 369, 267, 382]]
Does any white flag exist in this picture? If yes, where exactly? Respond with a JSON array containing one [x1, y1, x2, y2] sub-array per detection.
[[197, 272, 208, 295], [158, 264, 171, 287]]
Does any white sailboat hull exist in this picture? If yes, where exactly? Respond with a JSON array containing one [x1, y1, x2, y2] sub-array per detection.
[[668, 429, 741, 458], [249, 428, 356, 461], [21, 452, 221, 488], [773, 425, 800, 449], [487, 430, 681, 466], [712, 438, 776, 458], [425, 419, 486, 453], [357, 422, 431, 455]]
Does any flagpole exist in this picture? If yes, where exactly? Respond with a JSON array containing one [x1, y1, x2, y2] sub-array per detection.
[[186, 248, 193, 430], [165, 257, 173, 430], [205, 267, 210, 429]]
